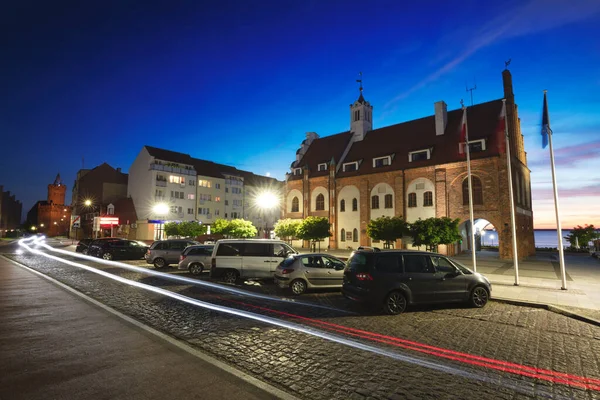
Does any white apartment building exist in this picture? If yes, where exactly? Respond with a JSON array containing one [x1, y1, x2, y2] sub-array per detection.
[[128, 146, 283, 240]]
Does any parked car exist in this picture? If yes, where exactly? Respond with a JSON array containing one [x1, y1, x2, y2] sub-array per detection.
[[76, 238, 94, 254], [145, 239, 200, 268], [274, 253, 346, 295], [210, 239, 298, 284], [178, 245, 215, 275], [88, 238, 149, 260], [342, 250, 491, 315]]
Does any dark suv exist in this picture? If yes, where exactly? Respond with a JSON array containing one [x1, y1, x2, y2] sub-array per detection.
[[88, 238, 149, 260], [342, 250, 491, 314]]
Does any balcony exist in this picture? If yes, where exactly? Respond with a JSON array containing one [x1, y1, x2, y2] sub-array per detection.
[[156, 180, 167, 187], [150, 163, 196, 176], [155, 195, 166, 202]]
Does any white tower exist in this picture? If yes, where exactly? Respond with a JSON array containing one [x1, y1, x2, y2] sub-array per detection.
[[349, 73, 373, 142]]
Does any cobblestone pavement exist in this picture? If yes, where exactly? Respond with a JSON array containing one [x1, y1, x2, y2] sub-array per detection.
[[5, 241, 600, 400]]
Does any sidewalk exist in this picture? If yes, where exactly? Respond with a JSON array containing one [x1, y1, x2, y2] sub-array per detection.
[[0, 256, 290, 400]]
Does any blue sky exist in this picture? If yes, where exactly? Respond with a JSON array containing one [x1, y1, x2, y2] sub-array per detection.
[[1, 0, 599, 228]]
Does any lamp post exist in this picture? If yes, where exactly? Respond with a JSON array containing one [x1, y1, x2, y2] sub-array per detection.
[[83, 199, 101, 238], [255, 191, 279, 239], [152, 203, 169, 240]]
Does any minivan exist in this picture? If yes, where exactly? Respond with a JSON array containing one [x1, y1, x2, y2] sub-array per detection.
[[145, 239, 200, 268], [342, 250, 491, 314], [210, 239, 298, 284]]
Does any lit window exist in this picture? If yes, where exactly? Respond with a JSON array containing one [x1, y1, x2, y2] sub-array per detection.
[[188, 194, 195, 200], [215, 196, 221, 202], [169, 176, 184, 184]]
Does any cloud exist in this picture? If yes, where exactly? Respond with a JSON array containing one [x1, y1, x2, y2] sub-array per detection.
[[384, 0, 600, 109], [533, 183, 600, 200], [528, 140, 600, 167]]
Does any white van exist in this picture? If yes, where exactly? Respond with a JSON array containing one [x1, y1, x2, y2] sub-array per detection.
[[210, 239, 298, 283]]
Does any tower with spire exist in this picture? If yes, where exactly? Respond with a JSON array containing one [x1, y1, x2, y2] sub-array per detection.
[[47, 173, 66, 205], [349, 72, 373, 142]]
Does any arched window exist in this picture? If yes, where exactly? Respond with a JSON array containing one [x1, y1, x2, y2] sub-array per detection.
[[371, 195, 379, 209], [340, 199, 346, 212], [341, 229, 346, 242], [408, 193, 417, 208], [463, 177, 483, 205], [352, 198, 358, 211], [291, 197, 299, 212], [423, 191, 433, 207], [353, 228, 358, 242], [316, 194, 325, 211], [384, 194, 393, 209]]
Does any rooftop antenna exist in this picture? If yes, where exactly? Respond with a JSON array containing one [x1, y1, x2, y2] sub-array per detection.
[[356, 71, 363, 94], [466, 80, 477, 106]]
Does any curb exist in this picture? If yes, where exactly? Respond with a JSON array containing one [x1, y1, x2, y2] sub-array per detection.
[[491, 297, 600, 327], [0, 255, 301, 400]]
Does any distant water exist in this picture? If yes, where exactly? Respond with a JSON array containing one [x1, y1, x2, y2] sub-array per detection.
[[535, 229, 572, 249]]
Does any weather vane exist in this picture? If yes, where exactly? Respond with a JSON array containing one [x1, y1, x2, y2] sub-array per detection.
[[460, 99, 464, 108], [356, 71, 363, 93], [504, 58, 512, 70]]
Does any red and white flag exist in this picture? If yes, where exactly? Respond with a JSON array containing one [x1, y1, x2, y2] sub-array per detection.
[[459, 107, 468, 156], [496, 102, 507, 154]]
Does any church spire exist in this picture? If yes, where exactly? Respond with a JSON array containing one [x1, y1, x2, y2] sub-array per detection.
[[349, 71, 373, 141], [356, 71, 366, 104], [53, 173, 62, 186]]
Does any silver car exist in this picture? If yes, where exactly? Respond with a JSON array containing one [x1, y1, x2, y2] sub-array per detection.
[[274, 253, 346, 295], [178, 245, 214, 275], [145, 239, 200, 268]]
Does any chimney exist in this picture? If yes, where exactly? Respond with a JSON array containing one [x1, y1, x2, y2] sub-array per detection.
[[116, 167, 122, 173], [502, 69, 514, 101], [434, 101, 447, 136]]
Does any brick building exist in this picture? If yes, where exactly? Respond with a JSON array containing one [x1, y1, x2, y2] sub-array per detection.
[[283, 68, 535, 260], [0, 186, 23, 237], [27, 174, 72, 237]]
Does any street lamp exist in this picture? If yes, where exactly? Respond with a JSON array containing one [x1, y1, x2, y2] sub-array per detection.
[[255, 191, 279, 239], [152, 203, 169, 240]]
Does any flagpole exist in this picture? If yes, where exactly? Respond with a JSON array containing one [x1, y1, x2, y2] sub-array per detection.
[[544, 91, 567, 290], [503, 99, 519, 286], [464, 105, 477, 272]]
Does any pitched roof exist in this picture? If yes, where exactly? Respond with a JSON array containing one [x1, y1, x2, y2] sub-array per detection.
[[81, 163, 128, 185], [144, 146, 195, 166], [289, 131, 354, 180]]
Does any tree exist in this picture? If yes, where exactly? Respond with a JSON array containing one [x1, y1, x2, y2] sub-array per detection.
[[178, 221, 207, 238], [228, 219, 258, 238], [273, 218, 301, 244], [409, 217, 462, 252], [366, 216, 408, 249], [565, 224, 599, 249], [212, 218, 232, 237], [164, 222, 180, 238], [296, 216, 331, 251]]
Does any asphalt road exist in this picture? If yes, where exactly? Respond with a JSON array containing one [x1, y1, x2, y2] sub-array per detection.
[[3, 238, 600, 399]]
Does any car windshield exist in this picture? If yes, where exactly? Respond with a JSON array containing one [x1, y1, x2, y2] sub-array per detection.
[[449, 258, 473, 274], [346, 252, 372, 272]]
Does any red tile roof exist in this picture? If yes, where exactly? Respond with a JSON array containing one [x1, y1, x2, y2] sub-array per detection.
[[291, 99, 504, 179]]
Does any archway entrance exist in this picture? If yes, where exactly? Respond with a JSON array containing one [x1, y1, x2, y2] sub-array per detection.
[[458, 218, 497, 254]]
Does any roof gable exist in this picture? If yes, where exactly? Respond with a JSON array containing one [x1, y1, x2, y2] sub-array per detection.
[[289, 131, 353, 180]]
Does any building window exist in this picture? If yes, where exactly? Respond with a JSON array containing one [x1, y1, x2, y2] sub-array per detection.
[[189, 179, 195, 186], [353, 228, 358, 242], [318, 163, 327, 172], [215, 196, 221, 202], [169, 175, 184, 184], [198, 179, 211, 188], [187, 194, 195, 200], [384, 194, 393, 209], [215, 183, 221, 189], [187, 208, 194, 214], [293, 168, 302, 176], [408, 149, 431, 162], [340, 199, 345, 212], [461, 139, 486, 154], [371, 195, 379, 209], [373, 156, 391, 168], [343, 162, 358, 172], [408, 193, 417, 208], [423, 191, 433, 207], [225, 200, 229, 206], [354, 110, 360, 121], [463, 177, 483, 205], [215, 209, 220, 216], [170, 206, 178, 214], [341, 229, 346, 242], [315, 194, 325, 211], [352, 198, 358, 211], [291, 197, 299, 212]]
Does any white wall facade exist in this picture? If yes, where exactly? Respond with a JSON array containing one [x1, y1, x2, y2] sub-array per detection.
[[337, 185, 360, 249], [286, 189, 303, 214], [223, 174, 244, 219], [310, 186, 328, 212], [405, 178, 436, 223], [196, 175, 225, 226], [369, 183, 395, 220]]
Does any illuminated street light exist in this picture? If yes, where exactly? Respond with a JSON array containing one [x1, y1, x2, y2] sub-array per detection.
[[31, 226, 37, 231], [256, 191, 279, 210], [84, 199, 92, 206], [40, 223, 44, 227], [152, 203, 169, 215]]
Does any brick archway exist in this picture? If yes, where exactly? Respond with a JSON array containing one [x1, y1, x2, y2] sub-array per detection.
[[458, 216, 501, 256]]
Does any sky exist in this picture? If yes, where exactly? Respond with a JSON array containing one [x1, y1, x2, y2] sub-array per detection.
[[1, 0, 599, 229]]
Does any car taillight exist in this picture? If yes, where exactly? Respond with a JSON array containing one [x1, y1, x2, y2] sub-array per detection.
[[146, 250, 150, 255], [281, 268, 294, 274], [180, 255, 186, 261], [356, 273, 373, 281]]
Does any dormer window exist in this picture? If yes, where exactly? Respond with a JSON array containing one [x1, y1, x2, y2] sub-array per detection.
[[318, 163, 328, 172], [343, 162, 358, 172], [293, 168, 302, 176], [373, 155, 392, 168], [459, 139, 486, 154], [408, 149, 431, 162]]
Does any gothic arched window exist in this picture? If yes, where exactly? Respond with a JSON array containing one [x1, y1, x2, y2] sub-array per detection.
[[291, 197, 299, 212], [340, 199, 346, 212], [352, 198, 358, 211], [341, 229, 346, 242], [316, 194, 325, 211], [463, 177, 483, 205]]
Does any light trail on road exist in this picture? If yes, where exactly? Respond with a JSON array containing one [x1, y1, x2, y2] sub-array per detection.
[[224, 298, 600, 392], [17, 237, 573, 398], [33, 238, 352, 315]]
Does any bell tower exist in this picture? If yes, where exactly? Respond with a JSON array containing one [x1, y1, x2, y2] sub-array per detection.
[[47, 173, 66, 205], [349, 72, 373, 142]]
